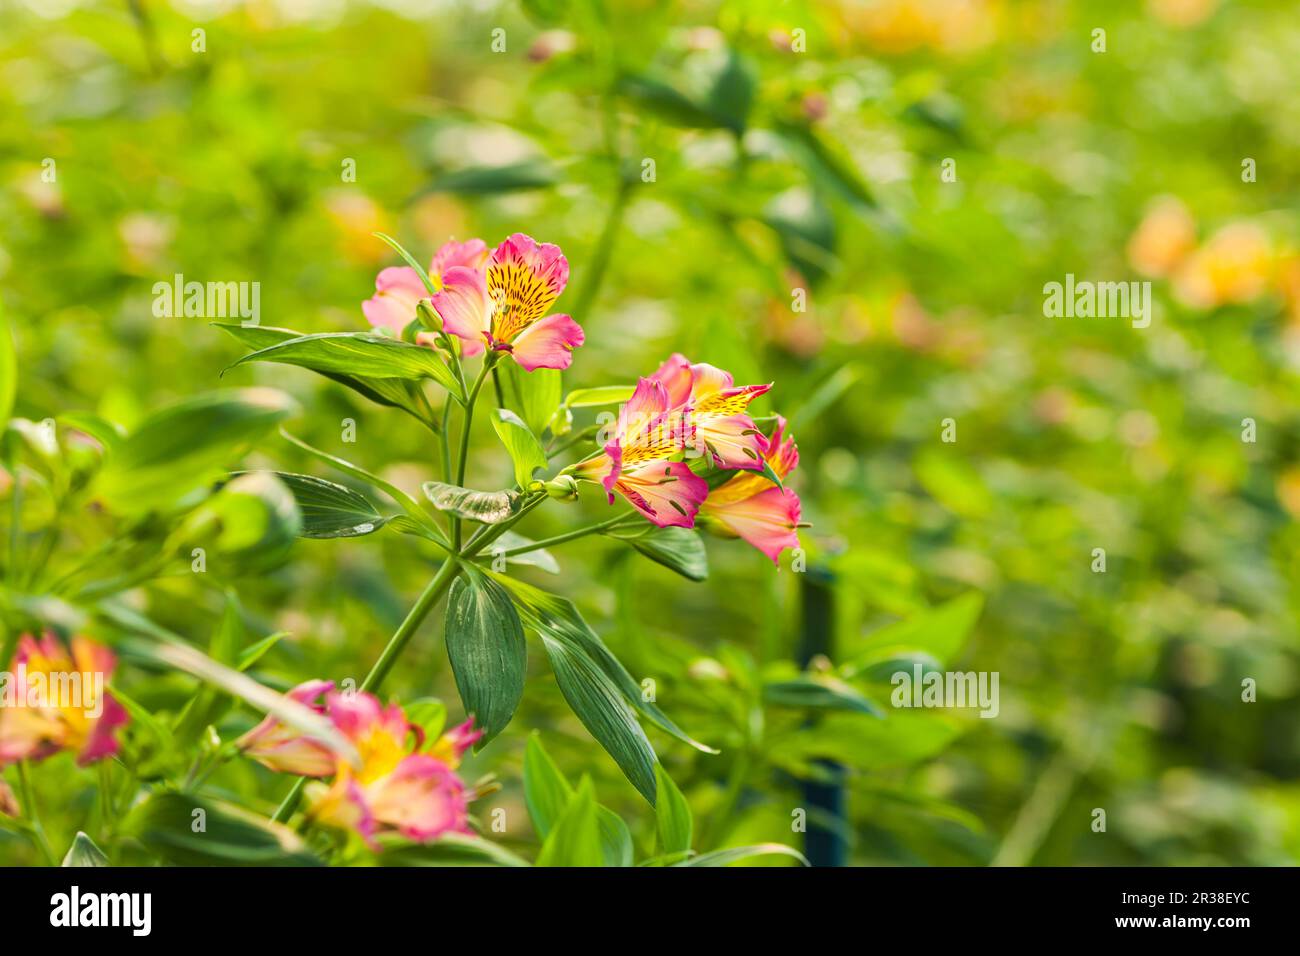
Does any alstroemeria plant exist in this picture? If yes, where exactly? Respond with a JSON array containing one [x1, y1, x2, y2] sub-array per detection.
[[217, 229, 806, 840]]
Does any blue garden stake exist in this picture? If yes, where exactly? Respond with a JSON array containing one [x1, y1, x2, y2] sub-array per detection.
[[797, 566, 848, 866]]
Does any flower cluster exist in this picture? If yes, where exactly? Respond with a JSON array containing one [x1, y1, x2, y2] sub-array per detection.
[[364, 233, 584, 371], [363, 233, 804, 564], [573, 353, 803, 563], [237, 681, 480, 846], [0, 634, 128, 768]]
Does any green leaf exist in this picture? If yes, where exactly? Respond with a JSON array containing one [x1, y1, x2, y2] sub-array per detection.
[[215, 324, 431, 418], [123, 793, 321, 866], [596, 805, 634, 868], [654, 764, 693, 855], [280, 429, 446, 543], [842, 593, 984, 675], [618, 73, 723, 129], [491, 408, 548, 488], [378, 833, 531, 867], [706, 50, 755, 134], [173, 595, 245, 744], [763, 676, 884, 717], [114, 625, 358, 768], [604, 525, 708, 582], [535, 777, 605, 866], [444, 570, 526, 745], [263, 471, 390, 538], [405, 697, 448, 744], [486, 531, 560, 574], [423, 481, 520, 524], [676, 844, 809, 867], [372, 233, 440, 295], [422, 160, 559, 196], [95, 389, 297, 514], [494, 574, 717, 755], [562, 385, 635, 409], [523, 732, 573, 839], [505, 364, 561, 437], [775, 120, 877, 214], [227, 331, 459, 396], [540, 633, 658, 804], [62, 832, 109, 867], [235, 632, 287, 671]]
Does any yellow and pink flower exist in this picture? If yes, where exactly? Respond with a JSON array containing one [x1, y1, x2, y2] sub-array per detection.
[[573, 355, 773, 527], [429, 232, 585, 371], [239, 681, 481, 847], [0, 634, 128, 768], [699, 416, 803, 564]]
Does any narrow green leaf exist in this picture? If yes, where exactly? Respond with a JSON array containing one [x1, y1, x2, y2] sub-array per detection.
[[228, 331, 459, 395], [444, 570, 526, 745], [491, 408, 548, 488], [562, 385, 635, 409], [541, 634, 658, 804], [505, 364, 561, 437], [654, 764, 693, 855], [494, 574, 718, 755], [523, 732, 573, 839], [235, 632, 287, 672], [214, 324, 430, 417], [262, 471, 390, 538], [763, 676, 884, 717], [62, 832, 109, 867], [596, 805, 634, 868], [604, 525, 708, 582], [421, 160, 559, 196], [123, 793, 321, 866], [485, 531, 560, 574], [378, 833, 531, 867], [676, 844, 809, 867], [535, 777, 605, 867], [372, 232, 440, 295]]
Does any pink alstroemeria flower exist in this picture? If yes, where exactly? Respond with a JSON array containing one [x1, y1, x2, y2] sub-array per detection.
[[649, 353, 772, 471], [306, 691, 472, 846], [574, 377, 709, 528], [362, 238, 489, 335], [429, 233, 584, 371], [235, 679, 338, 777], [0, 634, 129, 768], [700, 416, 802, 564]]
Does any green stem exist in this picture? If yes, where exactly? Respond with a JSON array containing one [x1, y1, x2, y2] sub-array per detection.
[[16, 761, 56, 866], [271, 559, 462, 824], [499, 512, 636, 557], [452, 361, 494, 549]]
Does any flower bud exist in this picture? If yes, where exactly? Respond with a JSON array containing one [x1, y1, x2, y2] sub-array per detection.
[[544, 475, 579, 501], [416, 299, 443, 333]]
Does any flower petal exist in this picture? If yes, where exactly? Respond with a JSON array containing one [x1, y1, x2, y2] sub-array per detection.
[[693, 413, 769, 471], [365, 754, 470, 842], [429, 265, 492, 348], [487, 233, 569, 341], [649, 353, 694, 407], [363, 266, 428, 334], [507, 313, 584, 371], [430, 238, 488, 279], [705, 487, 801, 564], [614, 460, 709, 528]]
